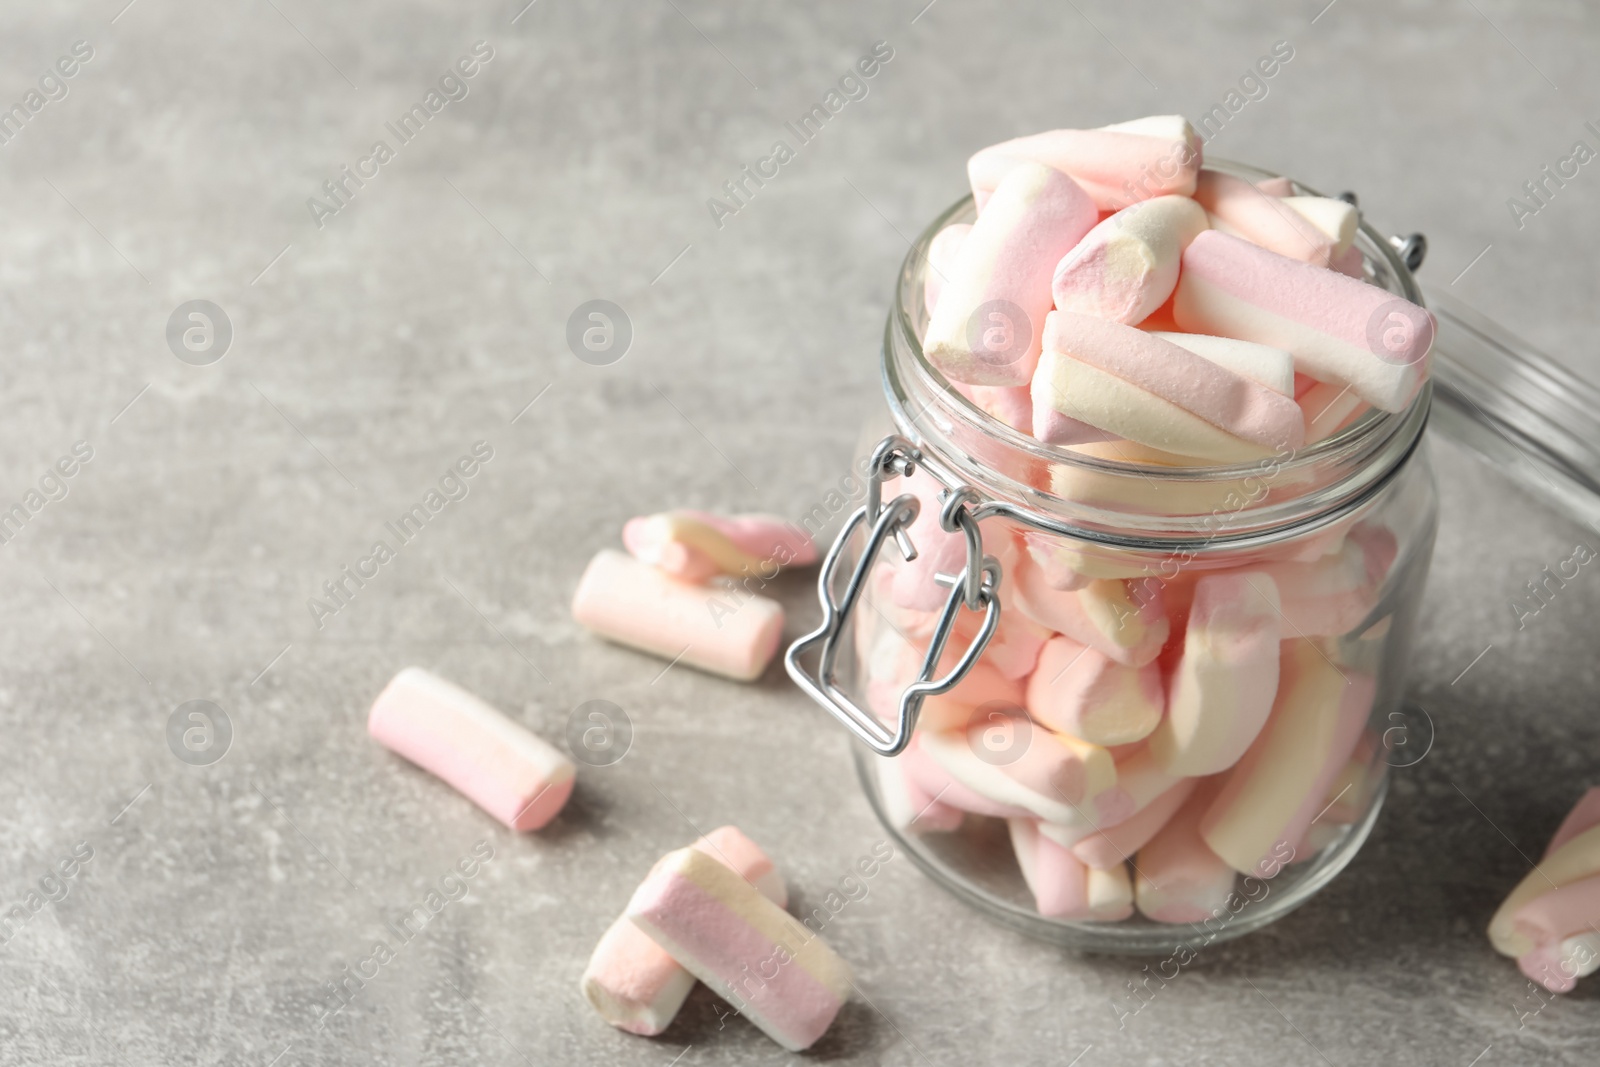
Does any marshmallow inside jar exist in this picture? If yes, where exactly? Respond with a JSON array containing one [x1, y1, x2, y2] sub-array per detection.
[[789, 146, 1440, 954]]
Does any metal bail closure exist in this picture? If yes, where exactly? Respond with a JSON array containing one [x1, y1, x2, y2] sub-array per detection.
[[784, 435, 1004, 756]]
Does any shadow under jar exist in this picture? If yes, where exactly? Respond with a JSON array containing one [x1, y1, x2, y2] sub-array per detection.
[[787, 159, 1439, 954]]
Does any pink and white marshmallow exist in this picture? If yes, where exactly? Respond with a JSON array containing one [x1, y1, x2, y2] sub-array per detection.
[[626, 847, 853, 1051], [1148, 571, 1283, 776], [968, 115, 1202, 212], [367, 667, 574, 831], [925, 161, 1098, 387], [622, 510, 816, 583], [1033, 311, 1307, 462], [572, 549, 784, 681], [1051, 195, 1208, 326], [1174, 230, 1433, 412], [582, 827, 787, 1036]]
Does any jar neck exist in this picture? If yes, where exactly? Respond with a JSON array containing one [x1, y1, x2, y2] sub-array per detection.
[[883, 171, 1431, 551]]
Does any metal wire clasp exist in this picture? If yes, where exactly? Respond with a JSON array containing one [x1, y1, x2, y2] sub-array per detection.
[[785, 435, 1003, 756]]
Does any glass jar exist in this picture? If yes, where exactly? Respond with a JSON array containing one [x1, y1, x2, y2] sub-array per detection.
[[787, 160, 1439, 953]]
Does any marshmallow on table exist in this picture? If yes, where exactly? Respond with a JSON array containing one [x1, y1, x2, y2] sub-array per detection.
[[572, 549, 783, 681], [924, 161, 1098, 387], [1520, 933, 1600, 994], [1147, 332, 1296, 397], [1174, 230, 1434, 412], [1200, 640, 1375, 877], [1194, 169, 1335, 267], [1032, 311, 1307, 462], [1026, 635, 1164, 746], [1545, 787, 1600, 857], [968, 115, 1202, 211], [1073, 777, 1198, 870], [1051, 195, 1208, 325], [1490, 789, 1600, 961], [1010, 564, 1170, 667], [368, 667, 574, 832], [583, 827, 786, 1036], [1135, 780, 1238, 923], [623, 510, 816, 584], [1148, 571, 1283, 777], [626, 847, 853, 1052], [875, 751, 964, 833], [924, 222, 970, 316]]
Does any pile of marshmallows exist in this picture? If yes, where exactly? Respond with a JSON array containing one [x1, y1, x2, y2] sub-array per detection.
[[366, 664, 851, 1051], [348, 114, 1588, 1053], [861, 114, 1439, 925]]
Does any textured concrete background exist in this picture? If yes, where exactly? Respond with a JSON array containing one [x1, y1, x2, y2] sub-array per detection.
[[1, 1, 1598, 1064]]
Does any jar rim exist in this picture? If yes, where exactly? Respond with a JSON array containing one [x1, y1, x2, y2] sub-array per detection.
[[883, 156, 1433, 544]]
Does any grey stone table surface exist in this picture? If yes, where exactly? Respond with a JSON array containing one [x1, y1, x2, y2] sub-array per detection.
[[2, 1, 1598, 1064]]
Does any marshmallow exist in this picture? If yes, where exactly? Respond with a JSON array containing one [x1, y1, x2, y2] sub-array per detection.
[[1299, 380, 1366, 443], [1009, 819, 1135, 919], [1282, 196, 1359, 253], [1033, 311, 1307, 462], [920, 716, 1111, 823], [367, 667, 574, 831], [1330, 244, 1365, 279], [968, 116, 1202, 211], [1026, 635, 1164, 746], [1073, 778, 1197, 870], [1051, 195, 1208, 325], [1255, 176, 1295, 197], [1010, 567, 1170, 667], [1091, 747, 1185, 829], [623, 511, 816, 583], [1174, 230, 1433, 412], [886, 467, 1018, 612], [1148, 572, 1283, 776], [1009, 818, 1092, 917], [1491, 808, 1600, 958], [1200, 641, 1375, 876], [1194, 169, 1336, 266], [1135, 782, 1238, 923], [572, 549, 784, 681], [869, 639, 1025, 734], [1258, 523, 1395, 637], [1546, 787, 1600, 857], [626, 847, 853, 1051], [874, 750, 964, 833], [899, 732, 1033, 820], [1519, 933, 1600, 994], [1494, 828, 1600, 958], [1509, 875, 1600, 954], [954, 381, 1035, 435], [582, 827, 786, 1036], [925, 161, 1098, 387], [1018, 531, 1092, 591], [924, 223, 971, 316], [1147, 332, 1295, 397]]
